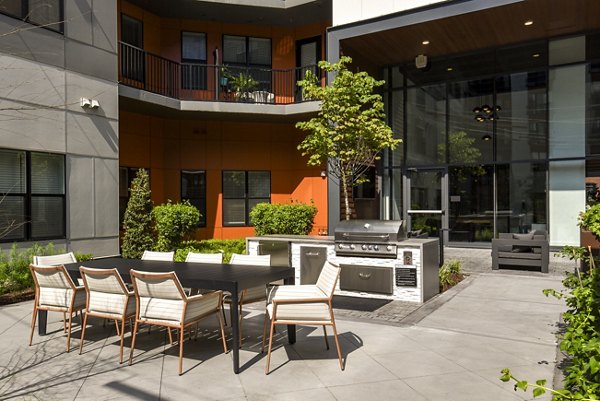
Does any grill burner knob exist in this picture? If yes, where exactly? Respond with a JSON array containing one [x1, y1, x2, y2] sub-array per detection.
[[368, 245, 372, 250], [350, 244, 355, 250], [338, 244, 344, 249], [374, 245, 379, 251], [361, 244, 367, 250], [386, 245, 393, 251]]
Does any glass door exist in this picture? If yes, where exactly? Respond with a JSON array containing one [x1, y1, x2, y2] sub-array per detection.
[[406, 168, 447, 238]]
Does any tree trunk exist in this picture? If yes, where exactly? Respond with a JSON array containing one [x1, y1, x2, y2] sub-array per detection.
[[341, 173, 351, 220]]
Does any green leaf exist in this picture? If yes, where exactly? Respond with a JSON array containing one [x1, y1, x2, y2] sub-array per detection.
[[532, 387, 546, 397]]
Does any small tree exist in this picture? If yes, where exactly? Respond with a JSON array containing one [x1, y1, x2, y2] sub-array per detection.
[[152, 200, 200, 251], [296, 56, 399, 220], [121, 169, 154, 258]]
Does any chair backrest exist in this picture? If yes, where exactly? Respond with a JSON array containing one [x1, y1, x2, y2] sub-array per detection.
[[316, 261, 341, 299], [185, 252, 222, 264], [29, 264, 77, 308], [229, 253, 271, 266], [130, 270, 186, 322], [141, 251, 174, 261], [33, 252, 77, 266], [80, 266, 130, 315]]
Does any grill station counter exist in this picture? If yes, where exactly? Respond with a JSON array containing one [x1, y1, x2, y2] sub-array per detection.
[[246, 221, 440, 303]]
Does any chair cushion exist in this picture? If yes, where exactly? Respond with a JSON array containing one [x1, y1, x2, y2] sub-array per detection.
[[39, 286, 86, 309], [267, 302, 331, 322], [88, 291, 135, 317], [139, 297, 184, 322], [513, 233, 533, 240], [184, 295, 220, 323]]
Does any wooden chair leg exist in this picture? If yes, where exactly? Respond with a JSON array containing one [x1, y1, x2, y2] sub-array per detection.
[[178, 325, 185, 375], [221, 305, 227, 326], [79, 312, 89, 354], [265, 319, 276, 375], [119, 318, 126, 364], [66, 310, 74, 353], [63, 312, 67, 333], [167, 328, 173, 345], [323, 325, 330, 350], [331, 322, 343, 371], [29, 304, 38, 346], [115, 320, 120, 336], [261, 313, 269, 353], [129, 320, 140, 366], [217, 312, 228, 353]]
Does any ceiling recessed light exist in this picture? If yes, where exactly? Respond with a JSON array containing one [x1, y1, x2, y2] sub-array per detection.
[[422, 40, 430, 45], [447, 67, 453, 71], [524, 20, 533, 26], [532, 53, 540, 58]]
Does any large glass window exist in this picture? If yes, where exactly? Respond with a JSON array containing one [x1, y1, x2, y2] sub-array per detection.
[[181, 32, 207, 90], [222, 171, 270, 226], [0, 0, 63, 33], [406, 84, 446, 165], [0, 149, 65, 242], [495, 71, 548, 161], [223, 35, 272, 92], [496, 163, 547, 234], [181, 170, 206, 227]]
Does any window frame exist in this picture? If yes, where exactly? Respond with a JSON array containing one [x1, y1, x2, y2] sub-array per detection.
[[181, 170, 207, 227], [0, 149, 66, 243], [222, 170, 271, 227], [0, 0, 64, 34]]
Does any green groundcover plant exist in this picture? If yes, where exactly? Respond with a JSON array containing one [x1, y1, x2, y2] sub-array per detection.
[[500, 246, 600, 400]]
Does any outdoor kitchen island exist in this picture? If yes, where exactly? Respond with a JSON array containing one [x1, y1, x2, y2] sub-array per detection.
[[246, 222, 440, 303]]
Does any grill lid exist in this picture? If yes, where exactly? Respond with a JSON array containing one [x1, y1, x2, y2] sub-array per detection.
[[334, 220, 405, 243]]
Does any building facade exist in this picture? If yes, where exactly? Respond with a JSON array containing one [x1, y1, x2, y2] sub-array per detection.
[[327, 0, 600, 247]]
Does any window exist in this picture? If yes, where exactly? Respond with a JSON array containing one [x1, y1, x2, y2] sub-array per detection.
[[222, 171, 270, 226], [0, 149, 65, 242], [181, 170, 206, 227], [181, 32, 207, 90], [120, 14, 144, 82], [223, 35, 272, 91], [0, 0, 63, 33]]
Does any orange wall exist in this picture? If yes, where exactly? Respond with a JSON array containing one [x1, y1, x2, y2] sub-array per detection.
[[118, 1, 328, 68], [120, 111, 328, 240]]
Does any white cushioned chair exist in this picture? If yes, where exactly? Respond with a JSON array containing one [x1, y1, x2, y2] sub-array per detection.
[[33, 252, 77, 266], [184, 252, 223, 296], [128, 270, 227, 375], [261, 260, 343, 374], [141, 251, 174, 261], [224, 253, 271, 346], [29, 264, 86, 352], [79, 266, 136, 363]]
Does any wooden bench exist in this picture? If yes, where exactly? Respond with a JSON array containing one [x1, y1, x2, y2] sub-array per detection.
[[491, 232, 549, 273]]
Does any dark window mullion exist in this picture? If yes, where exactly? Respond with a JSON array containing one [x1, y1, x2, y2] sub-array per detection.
[[25, 152, 32, 240]]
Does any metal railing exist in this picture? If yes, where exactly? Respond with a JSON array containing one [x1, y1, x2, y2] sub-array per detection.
[[119, 42, 322, 105]]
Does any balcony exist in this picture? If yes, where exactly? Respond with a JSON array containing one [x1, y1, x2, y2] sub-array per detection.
[[119, 42, 321, 106]]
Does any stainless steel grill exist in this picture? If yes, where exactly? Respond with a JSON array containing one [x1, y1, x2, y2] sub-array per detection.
[[334, 220, 405, 259]]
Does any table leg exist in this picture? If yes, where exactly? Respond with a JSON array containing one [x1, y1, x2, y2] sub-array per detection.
[[38, 310, 47, 335], [284, 275, 296, 344], [231, 286, 240, 373]]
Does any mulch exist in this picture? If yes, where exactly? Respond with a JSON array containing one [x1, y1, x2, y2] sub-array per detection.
[[0, 288, 34, 306]]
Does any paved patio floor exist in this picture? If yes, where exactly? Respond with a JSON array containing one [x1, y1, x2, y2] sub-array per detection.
[[0, 271, 566, 401]]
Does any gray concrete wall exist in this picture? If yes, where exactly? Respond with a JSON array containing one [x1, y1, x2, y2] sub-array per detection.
[[0, 1, 119, 256]]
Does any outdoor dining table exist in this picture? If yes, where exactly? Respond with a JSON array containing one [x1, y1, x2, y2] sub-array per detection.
[[37, 256, 296, 374]]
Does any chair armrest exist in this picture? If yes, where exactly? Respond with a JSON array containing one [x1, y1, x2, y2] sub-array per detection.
[[272, 296, 329, 305], [188, 290, 222, 305]]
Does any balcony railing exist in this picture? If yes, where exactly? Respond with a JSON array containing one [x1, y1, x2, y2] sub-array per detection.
[[119, 42, 322, 105]]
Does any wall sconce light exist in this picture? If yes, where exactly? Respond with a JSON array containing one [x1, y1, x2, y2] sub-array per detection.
[[320, 170, 327, 178], [473, 104, 500, 122], [80, 97, 100, 109]]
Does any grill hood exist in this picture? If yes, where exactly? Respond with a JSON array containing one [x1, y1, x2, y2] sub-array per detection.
[[334, 220, 405, 243]]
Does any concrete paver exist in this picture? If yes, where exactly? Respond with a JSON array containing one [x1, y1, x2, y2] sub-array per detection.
[[0, 254, 567, 401]]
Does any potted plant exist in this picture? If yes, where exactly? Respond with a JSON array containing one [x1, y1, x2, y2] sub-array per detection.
[[229, 72, 258, 102], [578, 203, 600, 258]]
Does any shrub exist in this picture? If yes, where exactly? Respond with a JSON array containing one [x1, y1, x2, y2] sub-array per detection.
[[121, 169, 154, 259], [174, 239, 246, 264], [439, 259, 463, 291], [579, 203, 600, 240], [0, 243, 92, 295], [153, 200, 200, 251], [249, 201, 318, 236]]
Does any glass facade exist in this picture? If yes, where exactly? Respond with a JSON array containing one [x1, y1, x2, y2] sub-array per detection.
[[383, 36, 595, 245]]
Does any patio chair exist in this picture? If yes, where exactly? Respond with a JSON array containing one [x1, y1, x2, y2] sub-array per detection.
[[224, 253, 271, 346], [261, 260, 343, 374], [128, 270, 227, 375], [184, 252, 223, 297], [79, 267, 136, 363], [29, 264, 86, 352], [141, 251, 174, 261]]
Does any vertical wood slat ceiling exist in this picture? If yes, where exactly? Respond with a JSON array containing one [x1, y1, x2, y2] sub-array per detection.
[[340, 0, 600, 68]]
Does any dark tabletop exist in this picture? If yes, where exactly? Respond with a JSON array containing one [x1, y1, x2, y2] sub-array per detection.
[[64, 257, 295, 292]]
